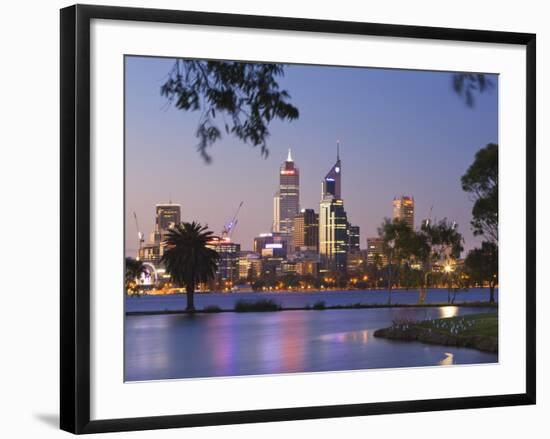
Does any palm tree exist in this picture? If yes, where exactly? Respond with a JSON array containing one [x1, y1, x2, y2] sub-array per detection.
[[125, 257, 146, 295], [161, 222, 219, 311]]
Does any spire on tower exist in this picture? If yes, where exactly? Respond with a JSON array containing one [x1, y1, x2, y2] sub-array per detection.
[[287, 148, 293, 162], [336, 140, 340, 161]]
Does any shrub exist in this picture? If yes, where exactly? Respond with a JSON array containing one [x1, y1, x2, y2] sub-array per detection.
[[312, 300, 326, 310], [203, 305, 222, 313], [234, 299, 281, 312]]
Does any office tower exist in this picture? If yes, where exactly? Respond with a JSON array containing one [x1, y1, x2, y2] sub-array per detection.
[[392, 195, 414, 229], [347, 223, 360, 253], [293, 208, 319, 251], [321, 141, 342, 198], [152, 202, 181, 244], [273, 192, 280, 232], [319, 142, 348, 274], [275, 149, 300, 237], [207, 237, 241, 285]]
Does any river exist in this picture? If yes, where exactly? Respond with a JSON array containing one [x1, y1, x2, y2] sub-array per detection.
[[125, 295, 498, 381]]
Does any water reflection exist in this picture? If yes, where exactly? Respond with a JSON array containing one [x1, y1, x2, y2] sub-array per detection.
[[125, 306, 497, 381], [438, 306, 460, 319], [319, 330, 370, 344], [439, 352, 455, 366]]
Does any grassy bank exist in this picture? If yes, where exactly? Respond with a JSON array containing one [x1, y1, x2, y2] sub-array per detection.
[[373, 312, 498, 353], [126, 301, 497, 316]]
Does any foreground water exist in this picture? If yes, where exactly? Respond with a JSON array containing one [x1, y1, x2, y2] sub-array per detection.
[[125, 305, 498, 381], [125, 288, 498, 313]]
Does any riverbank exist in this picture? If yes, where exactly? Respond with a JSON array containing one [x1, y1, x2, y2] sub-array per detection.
[[126, 301, 497, 316], [373, 312, 498, 353]]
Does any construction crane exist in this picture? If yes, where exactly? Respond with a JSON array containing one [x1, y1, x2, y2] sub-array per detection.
[[221, 201, 244, 240], [133, 211, 145, 257]]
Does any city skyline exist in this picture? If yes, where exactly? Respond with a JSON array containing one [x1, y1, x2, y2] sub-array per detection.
[[125, 56, 498, 257]]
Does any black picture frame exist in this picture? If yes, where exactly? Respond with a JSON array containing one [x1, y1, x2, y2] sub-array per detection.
[[60, 4, 536, 434]]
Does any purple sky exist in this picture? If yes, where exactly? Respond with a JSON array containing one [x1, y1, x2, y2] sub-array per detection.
[[125, 56, 498, 256]]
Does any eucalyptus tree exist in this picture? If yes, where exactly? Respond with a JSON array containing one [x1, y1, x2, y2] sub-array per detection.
[[161, 59, 299, 162], [377, 218, 416, 304], [412, 219, 464, 304]]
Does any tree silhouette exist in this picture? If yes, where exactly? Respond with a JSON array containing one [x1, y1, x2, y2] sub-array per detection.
[[452, 73, 494, 107], [461, 143, 498, 244], [161, 59, 299, 163], [161, 222, 219, 311], [465, 241, 498, 303]]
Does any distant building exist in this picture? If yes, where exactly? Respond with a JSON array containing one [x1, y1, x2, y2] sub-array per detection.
[[366, 237, 388, 266], [207, 237, 240, 285], [273, 192, 280, 233], [319, 143, 348, 274], [293, 208, 319, 252], [253, 232, 288, 258], [138, 242, 161, 265], [238, 251, 262, 280], [322, 141, 342, 199], [274, 149, 300, 237], [347, 223, 360, 253], [292, 249, 320, 277], [152, 203, 181, 244], [392, 195, 414, 229], [347, 251, 366, 275]]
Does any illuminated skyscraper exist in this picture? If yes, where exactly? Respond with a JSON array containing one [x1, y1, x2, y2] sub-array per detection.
[[392, 195, 415, 229], [319, 142, 348, 274], [321, 141, 342, 198], [274, 149, 300, 237], [293, 208, 319, 252]]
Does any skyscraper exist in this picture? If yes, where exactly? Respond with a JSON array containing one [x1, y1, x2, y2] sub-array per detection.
[[206, 237, 241, 286], [152, 203, 181, 244], [347, 223, 360, 253], [293, 208, 319, 252], [393, 195, 415, 229], [319, 142, 348, 274], [274, 149, 300, 237], [321, 141, 342, 198]]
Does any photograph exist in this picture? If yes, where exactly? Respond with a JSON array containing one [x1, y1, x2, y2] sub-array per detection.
[[124, 56, 499, 382]]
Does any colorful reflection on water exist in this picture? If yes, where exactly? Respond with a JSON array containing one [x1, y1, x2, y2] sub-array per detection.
[[125, 306, 497, 381]]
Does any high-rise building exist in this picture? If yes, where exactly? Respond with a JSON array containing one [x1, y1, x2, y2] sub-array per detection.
[[347, 223, 360, 253], [366, 237, 388, 266], [272, 192, 280, 232], [319, 143, 348, 274], [152, 203, 181, 244], [293, 208, 319, 251], [392, 195, 414, 229], [207, 237, 241, 285], [274, 149, 300, 237], [322, 140, 342, 199]]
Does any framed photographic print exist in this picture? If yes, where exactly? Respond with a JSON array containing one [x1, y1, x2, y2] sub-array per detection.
[[60, 4, 536, 434]]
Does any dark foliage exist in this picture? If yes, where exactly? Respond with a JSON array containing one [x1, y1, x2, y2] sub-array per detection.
[[161, 60, 299, 162], [452, 73, 494, 107]]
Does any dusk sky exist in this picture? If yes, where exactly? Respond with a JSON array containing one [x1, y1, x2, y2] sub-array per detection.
[[125, 56, 498, 256]]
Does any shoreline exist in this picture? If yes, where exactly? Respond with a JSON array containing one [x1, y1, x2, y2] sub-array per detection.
[[125, 301, 497, 316], [131, 287, 498, 296], [373, 313, 498, 353]]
